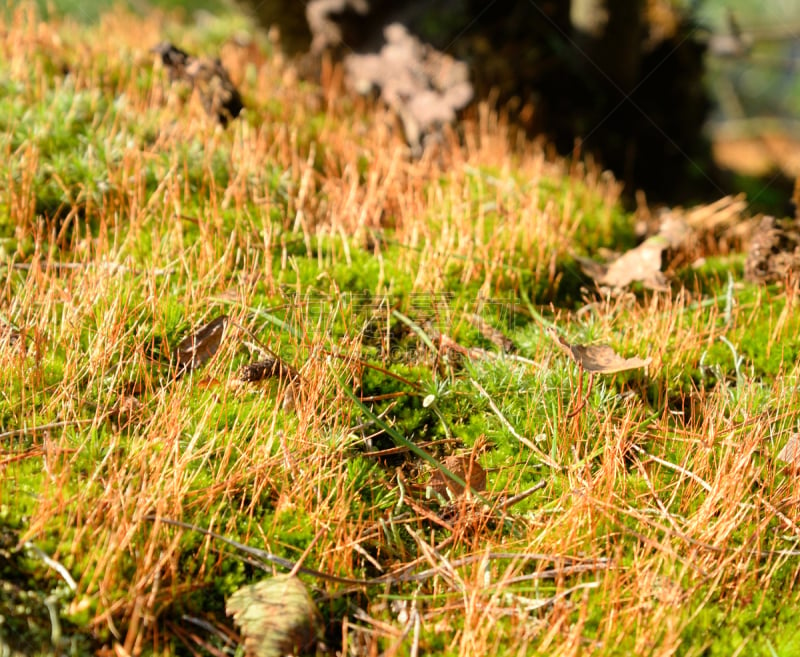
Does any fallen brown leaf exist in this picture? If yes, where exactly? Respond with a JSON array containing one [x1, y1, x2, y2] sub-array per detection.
[[107, 395, 142, 428], [152, 41, 243, 126], [777, 433, 800, 474], [151, 42, 191, 82], [185, 56, 244, 127], [578, 236, 670, 290], [549, 329, 651, 374], [428, 454, 487, 498], [465, 313, 514, 352], [176, 315, 228, 374]]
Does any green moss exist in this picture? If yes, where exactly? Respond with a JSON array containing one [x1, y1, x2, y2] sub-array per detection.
[[681, 590, 800, 657]]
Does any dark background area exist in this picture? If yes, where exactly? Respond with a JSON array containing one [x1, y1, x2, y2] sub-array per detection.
[[9, 0, 800, 213]]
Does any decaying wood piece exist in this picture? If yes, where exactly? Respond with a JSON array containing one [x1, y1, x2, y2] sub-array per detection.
[[151, 42, 191, 81], [344, 23, 472, 153], [744, 216, 800, 284], [151, 41, 243, 126], [236, 356, 299, 383]]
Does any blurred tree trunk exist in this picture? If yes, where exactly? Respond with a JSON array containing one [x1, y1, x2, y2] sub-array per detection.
[[572, 0, 645, 92], [599, 0, 645, 92], [238, 0, 715, 203]]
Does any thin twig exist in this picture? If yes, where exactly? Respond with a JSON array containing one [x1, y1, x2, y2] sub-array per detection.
[[146, 516, 607, 585], [502, 563, 608, 585], [24, 542, 78, 591], [499, 480, 547, 510], [410, 602, 421, 657], [0, 419, 93, 440], [289, 527, 326, 577], [406, 526, 462, 591], [181, 616, 237, 648], [631, 444, 712, 493], [508, 581, 599, 611]]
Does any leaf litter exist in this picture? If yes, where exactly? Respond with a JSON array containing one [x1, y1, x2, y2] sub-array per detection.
[[465, 312, 515, 352], [579, 194, 748, 290]]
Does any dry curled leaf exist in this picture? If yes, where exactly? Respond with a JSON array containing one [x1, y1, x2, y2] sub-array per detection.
[[186, 56, 244, 127], [777, 433, 800, 474], [549, 329, 651, 374], [226, 575, 321, 657], [578, 237, 669, 290], [428, 454, 486, 498], [176, 315, 228, 374], [151, 41, 191, 81], [236, 356, 302, 410]]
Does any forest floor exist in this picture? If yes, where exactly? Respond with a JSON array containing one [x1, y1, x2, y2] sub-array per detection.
[[2, 4, 800, 657]]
